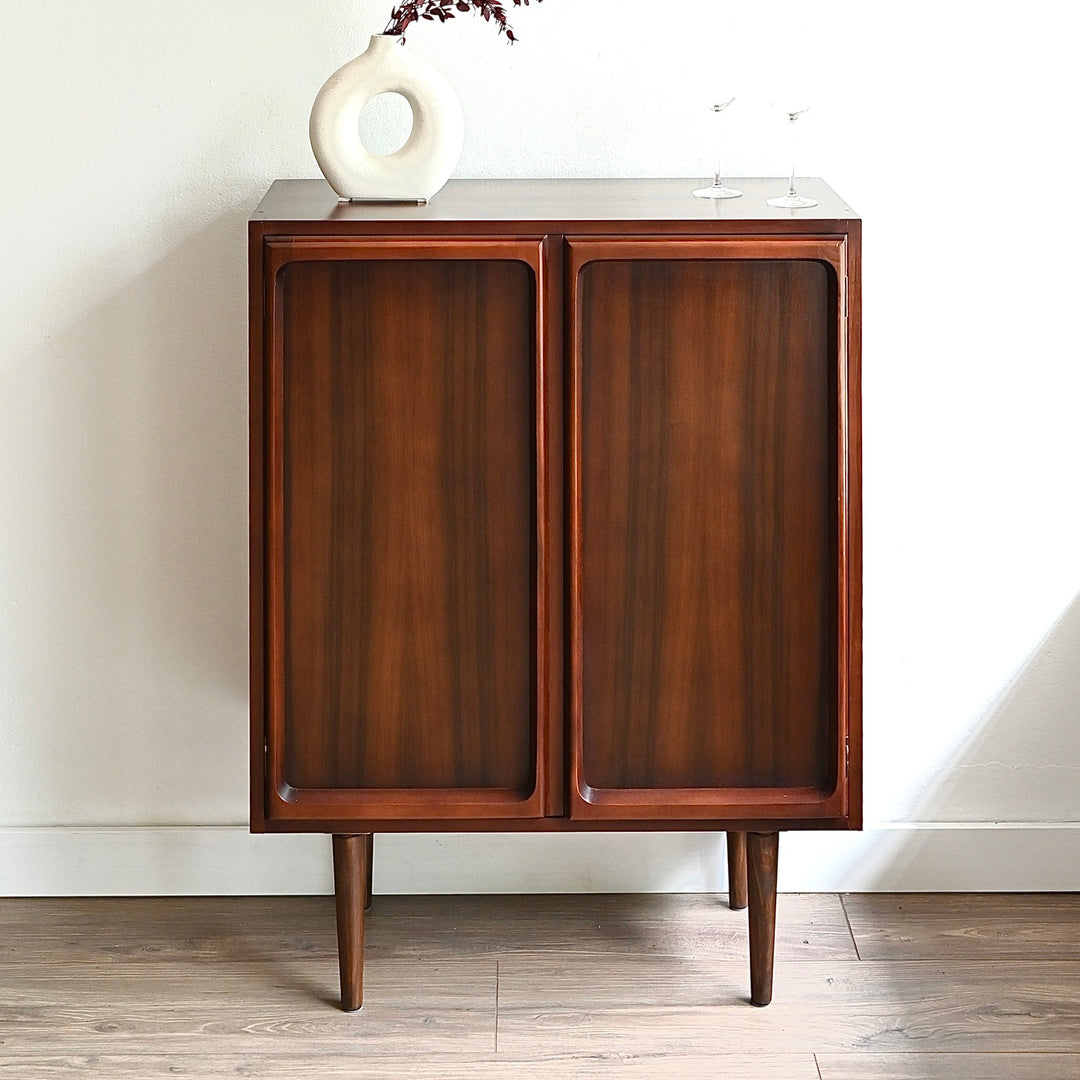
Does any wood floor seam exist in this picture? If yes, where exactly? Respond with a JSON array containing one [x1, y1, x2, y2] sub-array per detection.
[[838, 893, 862, 960], [3, 893, 1079, 1078]]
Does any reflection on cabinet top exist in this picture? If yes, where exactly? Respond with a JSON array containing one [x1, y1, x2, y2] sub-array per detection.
[[251, 178, 859, 230]]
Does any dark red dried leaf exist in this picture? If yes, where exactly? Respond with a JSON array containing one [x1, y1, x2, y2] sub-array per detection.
[[384, 0, 541, 42]]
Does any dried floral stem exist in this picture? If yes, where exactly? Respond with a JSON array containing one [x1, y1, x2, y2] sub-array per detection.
[[384, 0, 539, 43]]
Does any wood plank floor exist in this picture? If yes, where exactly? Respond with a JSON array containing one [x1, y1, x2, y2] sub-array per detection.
[[1, 893, 1078, 1078]]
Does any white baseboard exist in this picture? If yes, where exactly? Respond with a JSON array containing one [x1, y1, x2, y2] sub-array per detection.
[[1, 824, 1078, 896]]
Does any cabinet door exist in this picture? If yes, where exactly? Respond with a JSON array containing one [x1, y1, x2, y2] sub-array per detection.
[[255, 238, 558, 824], [568, 238, 857, 823]]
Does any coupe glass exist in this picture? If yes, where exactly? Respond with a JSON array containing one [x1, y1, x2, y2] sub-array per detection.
[[693, 97, 741, 199], [767, 104, 817, 209]]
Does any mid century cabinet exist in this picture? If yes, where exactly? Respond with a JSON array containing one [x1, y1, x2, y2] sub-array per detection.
[[249, 178, 862, 1011]]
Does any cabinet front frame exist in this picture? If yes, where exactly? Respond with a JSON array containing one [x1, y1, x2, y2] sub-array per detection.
[[256, 236, 561, 824], [566, 235, 858, 823]]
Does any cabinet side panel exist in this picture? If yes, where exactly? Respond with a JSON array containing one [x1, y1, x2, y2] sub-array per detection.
[[281, 259, 535, 793], [580, 259, 836, 791], [249, 222, 269, 830]]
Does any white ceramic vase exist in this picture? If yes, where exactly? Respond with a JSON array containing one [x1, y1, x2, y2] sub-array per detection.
[[309, 34, 465, 202]]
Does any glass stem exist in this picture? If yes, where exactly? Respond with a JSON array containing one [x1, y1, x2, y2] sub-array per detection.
[[786, 117, 797, 196]]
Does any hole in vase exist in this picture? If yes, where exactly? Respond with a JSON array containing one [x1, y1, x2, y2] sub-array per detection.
[[357, 92, 414, 156]]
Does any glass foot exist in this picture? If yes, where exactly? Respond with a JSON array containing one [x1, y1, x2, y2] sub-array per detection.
[[693, 184, 742, 199], [767, 193, 818, 209]]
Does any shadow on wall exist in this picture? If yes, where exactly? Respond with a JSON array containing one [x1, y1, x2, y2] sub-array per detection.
[[909, 591, 1080, 824], [813, 592, 1080, 891], [3, 206, 253, 825]]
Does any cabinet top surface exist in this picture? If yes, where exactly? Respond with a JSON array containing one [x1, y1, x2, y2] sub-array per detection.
[[252, 178, 858, 227]]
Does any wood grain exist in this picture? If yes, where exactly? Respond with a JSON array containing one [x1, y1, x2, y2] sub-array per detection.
[[247, 184, 863, 1003], [727, 831, 748, 910], [1, 962, 496, 1054], [332, 833, 367, 1010], [496, 956, 1080, 1054], [576, 256, 836, 796], [365, 892, 856, 963], [252, 176, 860, 228], [843, 892, 1080, 960], [0, 894, 857, 966], [0, 1053, 823, 1079], [364, 832, 374, 911], [0, 896, 342, 965], [3, 894, 1079, 1076], [251, 185, 862, 860], [816, 1053, 1080, 1080], [747, 831, 779, 1005], [279, 257, 535, 795]]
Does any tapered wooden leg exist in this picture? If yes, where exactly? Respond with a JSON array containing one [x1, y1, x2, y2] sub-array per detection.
[[363, 833, 374, 912], [332, 833, 369, 1012], [726, 831, 748, 910], [747, 831, 779, 1007]]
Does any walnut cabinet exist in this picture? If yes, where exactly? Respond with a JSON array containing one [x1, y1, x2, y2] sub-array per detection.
[[249, 178, 862, 1010]]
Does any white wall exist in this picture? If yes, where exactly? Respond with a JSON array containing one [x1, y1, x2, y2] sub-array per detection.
[[2, 0, 1078, 894]]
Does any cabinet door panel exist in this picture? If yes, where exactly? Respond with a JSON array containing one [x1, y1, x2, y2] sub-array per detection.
[[263, 246, 547, 821], [570, 241, 850, 820]]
